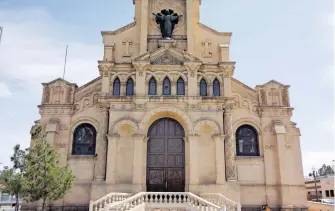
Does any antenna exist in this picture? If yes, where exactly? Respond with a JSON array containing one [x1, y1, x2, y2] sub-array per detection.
[[62, 45, 68, 79], [0, 27, 3, 45]]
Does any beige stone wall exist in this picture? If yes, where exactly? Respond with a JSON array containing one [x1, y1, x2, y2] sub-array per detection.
[[31, 0, 307, 209]]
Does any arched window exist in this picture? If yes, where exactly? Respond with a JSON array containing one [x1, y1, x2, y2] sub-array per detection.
[[236, 125, 259, 156], [72, 123, 96, 155], [113, 77, 120, 96], [200, 79, 207, 96], [213, 78, 220, 96], [177, 77, 185, 95], [163, 77, 171, 95], [126, 78, 134, 96], [148, 77, 157, 95]]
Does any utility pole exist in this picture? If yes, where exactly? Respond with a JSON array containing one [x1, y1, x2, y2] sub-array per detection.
[[309, 167, 319, 201]]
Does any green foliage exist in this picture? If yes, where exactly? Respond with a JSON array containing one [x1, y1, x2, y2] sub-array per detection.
[[0, 144, 27, 211], [318, 164, 335, 176], [23, 132, 74, 210]]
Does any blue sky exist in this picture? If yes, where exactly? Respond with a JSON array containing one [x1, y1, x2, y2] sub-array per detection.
[[0, 0, 333, 175]]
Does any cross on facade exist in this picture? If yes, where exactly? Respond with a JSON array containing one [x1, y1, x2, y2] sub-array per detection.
[[202, 41, 212, 58], [53, 86, 64, 104], [122, 40, 132, 57], [268, 88, 279, 106]]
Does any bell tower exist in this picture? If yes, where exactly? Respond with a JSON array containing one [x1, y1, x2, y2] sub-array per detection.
[[133, 0, 201, 54]]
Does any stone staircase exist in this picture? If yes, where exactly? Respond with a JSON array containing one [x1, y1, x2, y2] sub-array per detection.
[[89, 192, 241, 211]]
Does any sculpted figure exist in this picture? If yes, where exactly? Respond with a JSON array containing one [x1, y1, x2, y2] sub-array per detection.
[[153, 9, 183, 39]]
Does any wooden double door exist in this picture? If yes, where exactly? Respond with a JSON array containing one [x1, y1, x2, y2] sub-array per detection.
[[146, 118, 185, 192]]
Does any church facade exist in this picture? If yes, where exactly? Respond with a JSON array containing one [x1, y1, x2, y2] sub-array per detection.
[[31, 0, 307, 210]]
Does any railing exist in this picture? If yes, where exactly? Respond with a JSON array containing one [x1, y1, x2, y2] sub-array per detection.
[[105, 192, 222, 211], [200, 193, 241, 211], [89, 193, 132, 211]]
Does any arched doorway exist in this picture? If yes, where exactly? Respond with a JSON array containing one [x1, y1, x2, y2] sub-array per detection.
[[146, 118, 185, 192]]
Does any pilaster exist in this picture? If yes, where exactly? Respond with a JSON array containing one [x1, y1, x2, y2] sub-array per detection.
[[106, 133, 119, 184], [219, 62, 235, 98], [212, 133, 226, 184], [98, 61, 114, 94], [186, 0, 195, 54], [133, 62, 149, 96], [140, 0, 148, 54], [45, 119, 60, 145], [132, 134, 147, 185], [94, 105, 109, 181], [224, 105, 237, 181], [185, 62, 201, 97], [187, 135, 200, 184]]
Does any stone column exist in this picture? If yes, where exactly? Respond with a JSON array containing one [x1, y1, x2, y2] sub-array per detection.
[[188, 135, 200, 185], [98, 62, 114, 94], [220, 63, 235, 98], [106, 133, 119, 184], [139, 0, 148, 54], [212, 133, 226, 184], [132, 134, 146, 185], [224, 106, 237, 181], [94, 105, 109, 181]]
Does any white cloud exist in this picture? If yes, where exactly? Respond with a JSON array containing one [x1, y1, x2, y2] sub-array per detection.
[[0, 7, 102, 167], [0, 82, 11, 97]]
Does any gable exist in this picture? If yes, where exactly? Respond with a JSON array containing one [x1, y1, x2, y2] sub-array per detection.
[[151, 52, 184, 65]]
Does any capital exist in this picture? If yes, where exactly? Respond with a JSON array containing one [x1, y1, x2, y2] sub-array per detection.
[[98, 61, 114, 76], [219, 62, 236, 78], [132, 133, 147, 141], [184, 62, 202, 72], [132, 61, 150, 72], [212, 133, 225, 142], [107, 133, 120, 142]]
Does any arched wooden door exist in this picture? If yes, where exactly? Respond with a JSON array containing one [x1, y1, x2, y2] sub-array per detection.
[[146, 118, 185, 192]]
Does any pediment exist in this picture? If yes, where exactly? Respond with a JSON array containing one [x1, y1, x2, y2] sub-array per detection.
[[42, 78, 78, 88], [255, 80, 289, 89], [133, 47, 202, 66]]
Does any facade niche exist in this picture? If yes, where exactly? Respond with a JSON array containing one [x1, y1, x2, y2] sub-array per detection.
[[236, 125, 259, 156], [72, 123, 97, 156]]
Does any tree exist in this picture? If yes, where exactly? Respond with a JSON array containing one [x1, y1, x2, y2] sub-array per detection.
[[24, 132, 74, 211], [318, 164, 335, 176], [0, 144, 27, 211]]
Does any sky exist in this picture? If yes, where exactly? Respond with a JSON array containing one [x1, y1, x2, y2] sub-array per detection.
[[0, 0, 334, 176]]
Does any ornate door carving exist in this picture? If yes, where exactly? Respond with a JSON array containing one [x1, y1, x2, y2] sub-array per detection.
[[147, 118, 185, 192]]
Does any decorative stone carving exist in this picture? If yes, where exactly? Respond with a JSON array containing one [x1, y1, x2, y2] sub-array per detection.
[[224, 106, 236, 180], [66, 87, 73, 104], [202, 40, 212, 58], [139, 106, 193, 134], [269, 88, 280, 106], [94, 105, 109, 181], [282, 88, 289, 107], [93, 94, 99, 104], [151, 53, 183, 65], [113, 119, 139, 134], [260, 89, 267, 106], [52, 86, 64, 104], [194, 119, 221, 134], [122, 39, 132, 57], [98, 61, 114, 77], [43, 86, 50, 104], [219, 62, 236, 78]]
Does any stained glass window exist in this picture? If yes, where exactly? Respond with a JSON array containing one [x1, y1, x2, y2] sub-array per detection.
[[236, 125, 259, 156], [126, 78, 134, 96], [149, 77, 157, 95], [113, 77, 120, 96], [163, 77, 171, 95], [177, 77, 185, 95], [200, 79, 207, 96], [72, 123, 96, 155], [213, 78, 220, 96]]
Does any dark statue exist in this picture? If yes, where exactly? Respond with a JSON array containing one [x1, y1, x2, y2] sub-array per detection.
[[153, 9, 183, 39]]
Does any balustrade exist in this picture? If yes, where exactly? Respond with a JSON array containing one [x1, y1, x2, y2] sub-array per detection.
[[200, 193, 241, 211], [105, 192, 222, 211], [90, 193, 132, 211]]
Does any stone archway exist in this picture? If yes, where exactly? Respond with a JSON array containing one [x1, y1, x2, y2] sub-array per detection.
[[146, 118, 185, 192]]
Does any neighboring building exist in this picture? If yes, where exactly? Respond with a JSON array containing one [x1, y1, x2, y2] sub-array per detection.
[[28, 1, 307, 211], [305, 175, 335, 201], [0, 186, 20, 206]]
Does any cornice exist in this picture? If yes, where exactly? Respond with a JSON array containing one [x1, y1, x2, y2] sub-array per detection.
[[198, 23, 232, 36], [101, 22, 136, 36]]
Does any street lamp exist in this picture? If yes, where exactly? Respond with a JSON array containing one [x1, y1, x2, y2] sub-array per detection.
[[309, 167, 319, 201]]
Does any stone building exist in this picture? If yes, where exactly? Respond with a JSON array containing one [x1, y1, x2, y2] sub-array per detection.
[[30, 0, 307, 210]]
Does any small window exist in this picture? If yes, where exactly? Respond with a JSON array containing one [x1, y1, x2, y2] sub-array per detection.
[[236, 125, 260, 156], [72, 123, 96, 155], [213, 78, 220, 96], [200, 79, 207, 96], [149, 77, 157, 95], [163, 77, 171, 95], [326, 190, 330, 197], [113, 77, 121, 96], [308, 192, 311, 195], [177, 77, 185, 95], [126, 78, 134, 96], [330, 190, 334, 197]]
